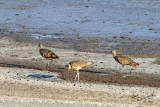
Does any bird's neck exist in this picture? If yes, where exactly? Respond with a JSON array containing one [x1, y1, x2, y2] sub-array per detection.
[[112, 52, 116, 58], [68, 64, 71, 70], [39, 46, 43, 49]]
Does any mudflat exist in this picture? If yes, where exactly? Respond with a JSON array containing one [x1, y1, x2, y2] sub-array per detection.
[[0, 37, 160, 106]]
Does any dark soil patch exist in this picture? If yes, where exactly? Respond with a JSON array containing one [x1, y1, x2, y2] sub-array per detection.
[[61, 69, 160, 87]]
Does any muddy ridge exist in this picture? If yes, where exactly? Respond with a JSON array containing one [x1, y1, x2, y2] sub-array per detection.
[[1, 58, 160, 87]]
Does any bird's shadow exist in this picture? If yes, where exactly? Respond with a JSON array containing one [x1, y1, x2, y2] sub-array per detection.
[[27, 74, 54, 78], [0, 62, 32, 68], [79, 70, 116, 75], [57, 67, 64, 69]]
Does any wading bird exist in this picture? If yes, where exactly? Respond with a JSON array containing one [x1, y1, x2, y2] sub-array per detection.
[[66, 60, 94, 81], [112, 50, 139, 75], [39, 44, 59, 68]]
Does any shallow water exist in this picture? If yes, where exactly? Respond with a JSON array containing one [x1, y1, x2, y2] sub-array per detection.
[[0, 0, 160, 39]]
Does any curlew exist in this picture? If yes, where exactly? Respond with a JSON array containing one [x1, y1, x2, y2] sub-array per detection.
[[66, 60, 94, 81], [112, 50, 139, 75], [39, 44, 59, 68]]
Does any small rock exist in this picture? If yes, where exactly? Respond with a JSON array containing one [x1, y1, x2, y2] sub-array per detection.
[[86, 6, 89, 8], [113, 36, 117, 39], [10, 31, 14, 34]]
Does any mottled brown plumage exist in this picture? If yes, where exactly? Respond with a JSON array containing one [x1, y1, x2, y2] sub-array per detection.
[[112, 50, 139, 67], [112, 50, 139, 74], [67, 60, 94, 80], [39, 44, 59, 68]]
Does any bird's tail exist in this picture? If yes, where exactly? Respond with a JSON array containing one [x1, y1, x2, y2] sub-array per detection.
[[130, 61, 139, 67], [52, 53, 59, 59]]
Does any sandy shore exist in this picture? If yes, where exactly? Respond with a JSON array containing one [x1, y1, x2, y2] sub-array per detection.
[[0, 71, 160, 107], [0, 37, 160, 106]]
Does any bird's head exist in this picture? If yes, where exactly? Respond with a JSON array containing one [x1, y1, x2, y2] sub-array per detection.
[[111, 50, 116, 54], [65, 64, 71, 69], [39, 44, 43, 49], [65, 64, 71, 73], [110, 50, 116, 57]]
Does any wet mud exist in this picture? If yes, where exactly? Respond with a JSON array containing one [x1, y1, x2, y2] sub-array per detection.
[[1, 58, 160, 87], [1, 29, 160, 55]]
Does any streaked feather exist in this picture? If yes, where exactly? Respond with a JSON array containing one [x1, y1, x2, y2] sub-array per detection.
[[112, 50, 139, 67], [40, 49, 59, 59], [69, 60, 94, 70]]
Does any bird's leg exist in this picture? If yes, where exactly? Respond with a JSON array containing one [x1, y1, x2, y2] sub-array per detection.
[[75, 70, 78, 80], [67, 68, 69, 80], [78, 70, 79, 81], [120, 65, 124, 74], [47, 60, 52, 68], [46, 61, 49, 68], [129, 67, 136, 76], [126, 66, 131, 75], [129, 70, 132, 75], [50, 60, 53, 67], [51, 59, 54, 63]]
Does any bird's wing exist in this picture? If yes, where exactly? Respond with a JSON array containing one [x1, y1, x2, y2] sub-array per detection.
[[70, 60, 93, 67], [40, 49, 59, 59], [117, 56, 133, 65]]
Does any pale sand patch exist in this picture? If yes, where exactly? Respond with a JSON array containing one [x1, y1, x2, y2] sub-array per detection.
[[0, 95, 140, 107], [0, 68, 160, 107]]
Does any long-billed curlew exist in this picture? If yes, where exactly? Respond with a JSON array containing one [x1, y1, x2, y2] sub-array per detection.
[[66, 60, 94, 81], [112, 50, 139, 75], [39, 44, 59, 68]]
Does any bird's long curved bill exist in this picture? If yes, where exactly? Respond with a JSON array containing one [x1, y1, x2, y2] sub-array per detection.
[[67, 68, 70, 80]]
